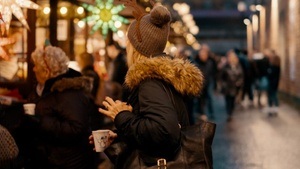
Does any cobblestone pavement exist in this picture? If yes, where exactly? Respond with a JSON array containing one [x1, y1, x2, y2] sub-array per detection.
[[206, 93, 300, 169]]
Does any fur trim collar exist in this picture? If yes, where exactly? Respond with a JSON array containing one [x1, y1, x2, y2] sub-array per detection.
[[51, 76, 93, 93], [125, 57, 203, 96]]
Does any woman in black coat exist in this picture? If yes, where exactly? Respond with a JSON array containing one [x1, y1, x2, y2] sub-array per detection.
[[266, 51, 281, 115], [96, 4, 204, 169], [23, 45, 94, 169], [220, 50, 244, 121]]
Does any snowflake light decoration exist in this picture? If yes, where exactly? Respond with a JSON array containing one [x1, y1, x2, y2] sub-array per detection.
[[0, 0, 40, 31], [82, 0, 129, 38]]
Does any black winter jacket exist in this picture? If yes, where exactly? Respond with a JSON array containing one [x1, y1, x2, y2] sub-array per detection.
[[111, 56, 203, 168], [220, 64, 244, 96], [24, 69, 94, 169]]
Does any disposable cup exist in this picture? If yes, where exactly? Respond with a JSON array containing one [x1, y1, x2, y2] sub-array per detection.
[[92, 130, 110, 152], [23, 103, 36, 115]]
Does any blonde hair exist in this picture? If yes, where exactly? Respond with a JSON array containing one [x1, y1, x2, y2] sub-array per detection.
[[226, 50, 239, 66], [31, 46, 69, 78], [126, 41, 148, 67]]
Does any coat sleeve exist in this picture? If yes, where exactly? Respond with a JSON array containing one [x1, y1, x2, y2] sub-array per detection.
[[114, 80, 181, 155]]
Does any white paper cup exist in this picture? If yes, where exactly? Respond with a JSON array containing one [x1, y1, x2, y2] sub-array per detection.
[[92, 130, 110, 152], [23, 103, 36, 115]]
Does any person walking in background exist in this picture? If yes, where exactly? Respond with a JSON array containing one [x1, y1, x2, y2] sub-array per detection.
[[22, 45, 94, 169], [194, 45, 217, 120], [76, 52, 100, 100], [235, 49, 255, 107], [76, 51, 106, 128], [176, 48, 198, 125], [77, 52, 115, 169], [266, 50, 281, 116], [91, 3, 203, 168], [220, 50, 244, 122], [253, 49, 270, 107], [106, 42, 129, 101]]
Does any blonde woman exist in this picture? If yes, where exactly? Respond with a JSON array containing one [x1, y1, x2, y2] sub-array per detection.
[[93, 3, 204, 169]]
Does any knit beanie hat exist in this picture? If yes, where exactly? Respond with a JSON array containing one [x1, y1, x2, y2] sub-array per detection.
[[127, 5, 171, 57]]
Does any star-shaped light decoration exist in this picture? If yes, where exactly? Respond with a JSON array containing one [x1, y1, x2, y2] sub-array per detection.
[[0, 37, 15, 60], [0, 13, 15, 60], [0, 0, 40, 31], [82, 0, 129, 38]]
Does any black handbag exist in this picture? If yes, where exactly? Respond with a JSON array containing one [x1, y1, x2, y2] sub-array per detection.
[[123, 121, 216, 169], [150, 83, 216, 169]]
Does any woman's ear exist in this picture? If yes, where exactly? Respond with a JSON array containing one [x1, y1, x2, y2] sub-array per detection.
[[44, 68, 51, 78]]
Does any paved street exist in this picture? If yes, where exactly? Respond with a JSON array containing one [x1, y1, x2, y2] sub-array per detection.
[[208, 93, 300, 169]]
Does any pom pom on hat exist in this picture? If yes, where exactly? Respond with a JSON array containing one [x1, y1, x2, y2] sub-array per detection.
[[150, 6, 171, 27], [127, 4, 172, 57]]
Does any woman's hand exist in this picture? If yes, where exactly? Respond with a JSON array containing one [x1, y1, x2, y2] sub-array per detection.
[[89, 130, 118, 150], [99, 97, 132, 121]]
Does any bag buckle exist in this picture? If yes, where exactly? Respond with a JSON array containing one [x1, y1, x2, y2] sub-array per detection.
[[157, 158, 167, 169]]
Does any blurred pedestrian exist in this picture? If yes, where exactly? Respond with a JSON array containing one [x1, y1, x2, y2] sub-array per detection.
[[194, 45, 217, 120], [76, 51, 107, 128], [77, 52, 116, 169], [23, 44, 94, 169], [93, 3, 203, 168], [253, 49, 270, 107], [106, 42, 129, 101], [235, 49, 255, 107], [76, 52, 100, 100], [176, 48, 198, 125], [266, 50, 281, 115], [220, 50, 244, 121]]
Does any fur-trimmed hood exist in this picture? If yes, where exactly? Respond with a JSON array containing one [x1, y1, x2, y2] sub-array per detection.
[[125, 56, 204, 96], [40, 69, 93, 95], [51, 76, 93, 93]]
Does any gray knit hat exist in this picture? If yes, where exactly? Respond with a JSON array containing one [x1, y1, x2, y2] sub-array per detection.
[[127, 5, 171, 57]]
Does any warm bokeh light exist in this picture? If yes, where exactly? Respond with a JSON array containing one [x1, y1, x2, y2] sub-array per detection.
[[250, 4, 256, 11], [99, 49, 106, 56], [117, 30, 124, 38], [190, 26, 199, 35], [60, 7, 68, 15], [237, 1, 247, 12], [170, 46, 177, 54], [252, 14, 258, 33], [77, 20, 85, 28], [255, 5, 263, 11], [114, 21, 122, 28], [243, 18, 251, 25], [43, 7, 50, 15], [145, 7, 151, 12], [77, 6, 84, 15], [177, 3, 190, 16], [192, 43, 201, 50]]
